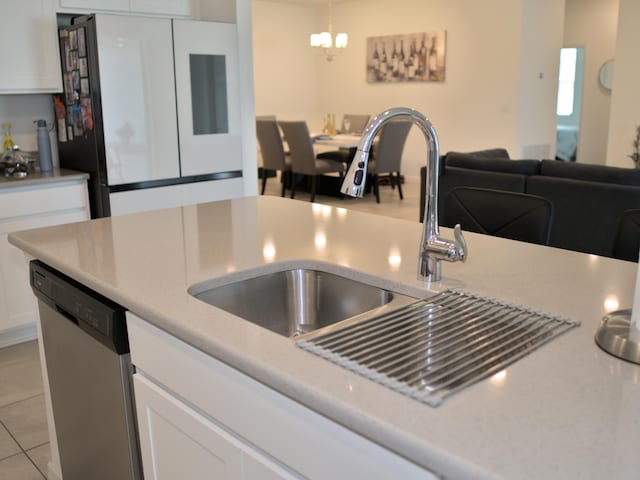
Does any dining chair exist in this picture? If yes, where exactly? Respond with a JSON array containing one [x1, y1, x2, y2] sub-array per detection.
[[340, 114, 370, 134], [368, 120, 412, 203], [278, 121, 344, 202], [256, 118, 291, 196], [612, 209, 640, 262], [316, 114, 371, 165], [442, 186, 554, 245]]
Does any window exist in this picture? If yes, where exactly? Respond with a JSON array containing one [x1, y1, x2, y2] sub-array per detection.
[[557, 48, 578, 116]]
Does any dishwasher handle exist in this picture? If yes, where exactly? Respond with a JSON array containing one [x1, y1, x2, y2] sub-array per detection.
[[54, 304, 80, 326]]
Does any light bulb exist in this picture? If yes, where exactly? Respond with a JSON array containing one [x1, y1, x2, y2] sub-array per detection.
[[335, 33, 348, 49]]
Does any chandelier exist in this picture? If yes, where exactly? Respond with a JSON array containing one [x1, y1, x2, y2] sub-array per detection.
[[309, 1, 348, 61]]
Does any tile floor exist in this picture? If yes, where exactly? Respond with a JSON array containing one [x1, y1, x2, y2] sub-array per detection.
[[0, 340, 50, 479], [261, 173, 422, 222], [0, 175, 421, 480]]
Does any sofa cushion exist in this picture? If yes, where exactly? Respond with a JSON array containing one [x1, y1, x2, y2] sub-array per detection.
[[527, 175, 640, 257], [446, 155, 541, 176], [540, 159, 640, 186], [447, 148, 511, 159]]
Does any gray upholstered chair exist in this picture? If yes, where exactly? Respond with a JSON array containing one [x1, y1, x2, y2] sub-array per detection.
[[278, 121, 344, 202], [612, 209, 640, 262], [317, 114, 371, 165], [340, 114, 370, 134], [368, 120, 412, 203], [443, 186, 554, 245], [256, 118, 291, 196]]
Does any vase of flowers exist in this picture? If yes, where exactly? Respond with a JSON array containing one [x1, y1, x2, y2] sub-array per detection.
[[629, 125, 640, 168]]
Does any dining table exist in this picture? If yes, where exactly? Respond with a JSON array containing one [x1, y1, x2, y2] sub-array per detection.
[[312, 133, 362, 149]]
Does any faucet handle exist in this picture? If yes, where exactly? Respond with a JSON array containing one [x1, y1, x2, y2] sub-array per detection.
[[453, 224, 468, 262]]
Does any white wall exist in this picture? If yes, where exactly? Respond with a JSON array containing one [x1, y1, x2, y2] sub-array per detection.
[[252, 1, 319, 124], [563, 0, 618, 165], [253, 0, 564, 182], [606, 0, 640, 168], [517, 0, 565, 160]]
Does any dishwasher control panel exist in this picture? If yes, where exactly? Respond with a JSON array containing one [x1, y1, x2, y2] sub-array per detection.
[[30, 260, 129, 354]]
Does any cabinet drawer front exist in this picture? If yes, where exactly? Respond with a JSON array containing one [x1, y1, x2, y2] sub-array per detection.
[[0, 182, 88, 220]]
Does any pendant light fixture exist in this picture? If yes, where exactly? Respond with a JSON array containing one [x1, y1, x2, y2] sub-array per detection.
[[310, 0, 348, 61]]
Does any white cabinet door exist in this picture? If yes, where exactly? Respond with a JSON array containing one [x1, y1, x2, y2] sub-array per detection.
[[128, 314, 438, 480], [59, 0, 128, 11], [173, 20, 243, 177], [95, 14, 180, 185], [0, 0, 62, 93], [59, 0, 193, 17], [0, 181, 90, 345], [130, 0, 193, 17], [133, 373, 298, 480]]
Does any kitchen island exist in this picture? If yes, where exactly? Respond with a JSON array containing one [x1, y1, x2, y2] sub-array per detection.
[[8, 195, 640, 479]]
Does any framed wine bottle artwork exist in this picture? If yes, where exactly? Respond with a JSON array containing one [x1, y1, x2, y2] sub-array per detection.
[[366, 31, 446, 84]]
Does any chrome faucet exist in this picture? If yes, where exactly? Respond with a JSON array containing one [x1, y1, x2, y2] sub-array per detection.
[[340, 107, 468, 282]]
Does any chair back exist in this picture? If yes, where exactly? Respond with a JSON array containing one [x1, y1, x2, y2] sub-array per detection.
[[443, 187, 554, 245], [342, 114, 370, 134], [612, 209, 640, 261], [371, 120, 412, 174], [278, 121, 317, 175], [256, 119, 287, 171]]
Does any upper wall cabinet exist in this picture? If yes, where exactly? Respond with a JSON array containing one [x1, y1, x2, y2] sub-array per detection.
[[58, 0, 194, 18], [0, 0, 62, 94]]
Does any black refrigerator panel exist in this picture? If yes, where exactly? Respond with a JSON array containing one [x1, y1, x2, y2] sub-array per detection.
[[55, 15, 110, 218]]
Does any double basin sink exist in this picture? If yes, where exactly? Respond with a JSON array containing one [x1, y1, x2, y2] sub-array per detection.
[[189, 265, 419, 337]]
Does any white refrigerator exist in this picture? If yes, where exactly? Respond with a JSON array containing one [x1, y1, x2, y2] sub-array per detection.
[[56, 14, 244, 217]]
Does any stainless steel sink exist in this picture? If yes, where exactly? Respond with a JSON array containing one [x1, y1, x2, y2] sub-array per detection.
[[190, 268, 417, 337]]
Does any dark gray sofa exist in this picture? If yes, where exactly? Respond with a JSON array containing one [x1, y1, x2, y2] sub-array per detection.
[[420, 151, 640, 259]]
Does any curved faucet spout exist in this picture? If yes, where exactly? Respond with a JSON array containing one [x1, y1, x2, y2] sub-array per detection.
[[340, 107, 468, 282]]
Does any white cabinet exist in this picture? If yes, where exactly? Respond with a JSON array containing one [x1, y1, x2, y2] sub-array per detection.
[[59, 0, 129, 11], [0, 0, 62, 93], [134, 373, 297, 480], [130, 0, 192, 17], [58, 0, 194, 18], [0, 178, 90, 347], [127, 313, 437, 480]]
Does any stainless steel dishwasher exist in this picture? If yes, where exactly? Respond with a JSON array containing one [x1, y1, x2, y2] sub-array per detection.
[[30, 260, 142, 480]]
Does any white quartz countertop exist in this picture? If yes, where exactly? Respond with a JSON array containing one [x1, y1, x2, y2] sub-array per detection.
[[0, 168, 88, 189], [9, 196, 640, 479]]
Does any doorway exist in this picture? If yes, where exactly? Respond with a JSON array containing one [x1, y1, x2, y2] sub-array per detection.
[[556, 47, 584, 161]]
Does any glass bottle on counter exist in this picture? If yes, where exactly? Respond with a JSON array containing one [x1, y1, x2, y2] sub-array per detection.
[[2, 123, 15, 152]]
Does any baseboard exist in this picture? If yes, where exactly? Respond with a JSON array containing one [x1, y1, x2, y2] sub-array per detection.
[[47, 461, 62, 480], [0, 324, 37, 348]]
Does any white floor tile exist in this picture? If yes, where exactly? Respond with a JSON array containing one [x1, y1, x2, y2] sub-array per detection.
[[0, 453, 45, 479], [0, 341, 44, 408], [26, 443, 50, 479], [0, 395, 48, 451], [261, 174, 422, 223], [0, 423, 20, 461]]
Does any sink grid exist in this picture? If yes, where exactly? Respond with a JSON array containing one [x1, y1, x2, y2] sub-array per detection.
[[297, 289, 580, 407]]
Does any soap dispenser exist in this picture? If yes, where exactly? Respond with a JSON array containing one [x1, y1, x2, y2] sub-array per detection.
[[35, 119, 53, 173]]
